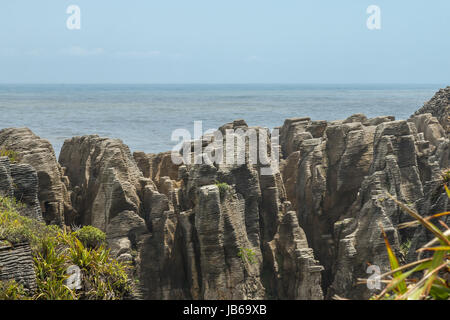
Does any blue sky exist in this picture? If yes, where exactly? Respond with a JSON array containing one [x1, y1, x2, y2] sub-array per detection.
[[0, 1, 449, 84]]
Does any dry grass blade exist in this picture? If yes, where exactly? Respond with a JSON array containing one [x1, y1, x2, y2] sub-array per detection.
[[396, 261, 448, 300], [378, 222, 407, 295], [445, 185, 450, 199], [397, 211, 450, 229], [377, 257, 433, 279], [416, 246, 450, 252]]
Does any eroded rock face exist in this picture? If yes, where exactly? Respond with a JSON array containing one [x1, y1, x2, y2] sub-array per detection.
[[0, 157, 42, 221], [57, 120, 324, 299], [133, 151, 182, 198], [169, 120, 324, 299], [281, 109, 449, 299], [0, 128, 72, 225], [328, 120, 426, 299], [59, 135, 157, 298], [59, 135, 147, 230], [414, 86, 450, 133], [292, 116, 382, 290], [0, 243, 37, 293]]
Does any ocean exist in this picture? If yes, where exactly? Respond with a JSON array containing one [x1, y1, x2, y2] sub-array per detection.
[[0, 84, 444, 157]]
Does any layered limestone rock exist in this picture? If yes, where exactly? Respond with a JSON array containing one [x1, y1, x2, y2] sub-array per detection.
[[279, 107, 449, 299], [56, 120, 324, 299], [59, 135, 186, 299], [0, 128, 72, 225], [59, 135, 154, 297], [414, 86, 450, 133], [133, 151, 182, 200], [170, 120, 324, 299], [0, 243, 37, 293], [286, 115, 389, 291], [0, 157, 42, 221], [327, 120, 429, 299]]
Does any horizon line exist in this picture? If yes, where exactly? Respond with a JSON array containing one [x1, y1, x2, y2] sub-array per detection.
[[0, 82, 447, 86]]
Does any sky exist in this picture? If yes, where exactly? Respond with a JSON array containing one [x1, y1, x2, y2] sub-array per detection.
[[0, 1, 449, 84]]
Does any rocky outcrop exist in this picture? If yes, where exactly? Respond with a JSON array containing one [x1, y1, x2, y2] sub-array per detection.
[[414, 86, 450, 133], [279, 106, 449, 299], [327, 120, 428, 299], [58, 135, 153, 297], [169, 121, 324, 299], [133, 151, 182, 199], [0, 128, 72, 225], [56, 121, 324, 300], [0, 243, 37, 293], [0, 157, 42, 221]]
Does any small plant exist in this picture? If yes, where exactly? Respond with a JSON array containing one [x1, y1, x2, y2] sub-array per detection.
[[238, 247, 256, 265], [0, 149, 20, 163], [0, 280, 29, 300], [0, 196, 132, 300], [399, 239, 412, 258], [73, 225, 106, 249], [0, 196, 53, 250], [215, 181, 230, 199]]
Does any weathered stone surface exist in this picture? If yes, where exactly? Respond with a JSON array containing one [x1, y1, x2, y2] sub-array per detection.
[[414, 86, 450, 133], [170, 120, 323, 300], [264, 211, 324, 299], [133, 151, 181, 197], [59, 135, 146, 230], [0, 243, 37, 293], [409, 113, 445, 147], [279, 117, 327, 157], [0, 157, 42, 221], [294, 118, 376, 290], [59, 135, 182, 299], [275, 98, 448, 299], [0, 128, 72, 225]]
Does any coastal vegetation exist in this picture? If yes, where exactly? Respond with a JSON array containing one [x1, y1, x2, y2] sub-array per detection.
[[215, 180, 230, 200], [0, 149, 19, 163], [0, 196, 132, 300]]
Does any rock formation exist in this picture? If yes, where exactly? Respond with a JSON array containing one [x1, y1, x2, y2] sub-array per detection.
[[0, 242, 37, 293], [414, 86, 450, 133], [0, 128, 72, 225], [0, 156, 42, 221], [276, 88, 449, 299], [57, 122, 324, 300]]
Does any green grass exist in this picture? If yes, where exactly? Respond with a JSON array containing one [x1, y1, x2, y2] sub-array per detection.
[[215, 181, 230, 200], [400, 239, 412, 258], [237, 247, 256, 265], [0, 280, 29, 300], [0, 149, 20, 163], [0, 196, 132, 300], [73, 225, 106, 249]]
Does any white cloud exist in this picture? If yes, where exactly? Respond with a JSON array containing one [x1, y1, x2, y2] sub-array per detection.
[[60, 46, 105, 56], [114, 50, 160, 58], [246, 55, 265, 63]]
